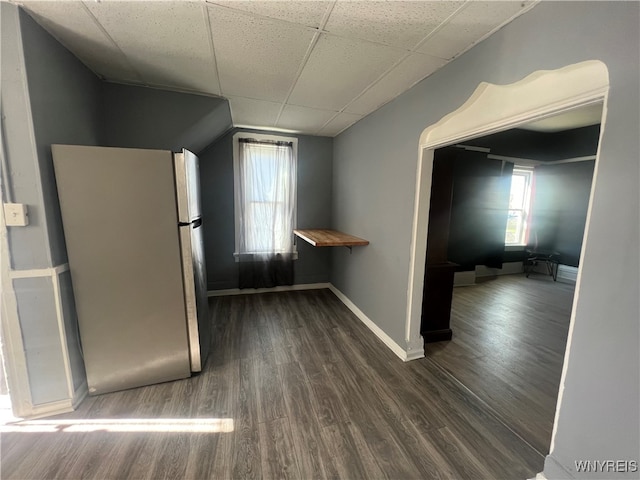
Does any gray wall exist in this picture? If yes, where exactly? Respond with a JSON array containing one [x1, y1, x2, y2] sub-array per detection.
[[101, 82, 231, 154], [464, 125, 601, 160], [2, 3, 234, 409], [331, 2, 639, 478], [21, 6, 103, 269], [13, 277, 68, 403], [1, 4, 102, 405], [532, 160, 595, 267], [200, 128, 333, 290]]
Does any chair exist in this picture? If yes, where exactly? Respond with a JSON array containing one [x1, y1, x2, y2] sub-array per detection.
[[524, 250, 560, 281], [524, 229, 560, 281]]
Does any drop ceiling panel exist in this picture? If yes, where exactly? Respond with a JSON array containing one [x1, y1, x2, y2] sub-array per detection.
[[417, 1, 534, 60], [276, 104, 338, 134], [208, 5, 316, 102], [19, 2, 139, 83], [84, 1, 220, 95], [288, 33, 407, 111], [209, 1, 332, 28], [318, 112, 364, 137], [345, 53, 447, 115], [325, 1, 464, 50], [227, 96, 280, 128], [16, 0, 540, 137]]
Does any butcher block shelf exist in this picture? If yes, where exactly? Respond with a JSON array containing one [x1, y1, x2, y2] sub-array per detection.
[[293, 229, 369, 248]]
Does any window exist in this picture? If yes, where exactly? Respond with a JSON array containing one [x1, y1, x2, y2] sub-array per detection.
[[505, 167, 533, 245], [233, 133, 298, 258]]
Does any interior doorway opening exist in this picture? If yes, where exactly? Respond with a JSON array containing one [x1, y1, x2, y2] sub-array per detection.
[[405, 60, 610, 461], [421, 106, 601, 455]]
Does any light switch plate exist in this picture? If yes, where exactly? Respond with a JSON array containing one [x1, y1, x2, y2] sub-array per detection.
[[3, 203, 29, 226]]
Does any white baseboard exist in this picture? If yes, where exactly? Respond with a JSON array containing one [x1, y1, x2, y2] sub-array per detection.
[[207, 282, 331, 297], [454, 270, 476, 286], [328, 285, 417, 362], [476, 261, 524, 278], [454, 262, 524, 286], [208, 282, 423, 362], [404, 337, 425, 361], [19, 379, 88, 420], [27, 398, 75, 420], [557, 265, 578, 283]]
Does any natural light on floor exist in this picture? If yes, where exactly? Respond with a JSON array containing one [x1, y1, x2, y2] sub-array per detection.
[[0, 418, 234, 433]]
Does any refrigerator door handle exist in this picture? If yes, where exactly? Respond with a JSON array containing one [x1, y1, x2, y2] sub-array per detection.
[[178, 218, 202, 228]]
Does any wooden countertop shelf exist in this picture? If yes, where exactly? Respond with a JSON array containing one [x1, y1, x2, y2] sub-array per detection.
[[293, 229, 369, 248]]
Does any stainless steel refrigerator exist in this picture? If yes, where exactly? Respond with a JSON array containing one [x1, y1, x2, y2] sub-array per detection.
[[52, 145, 210, 395]]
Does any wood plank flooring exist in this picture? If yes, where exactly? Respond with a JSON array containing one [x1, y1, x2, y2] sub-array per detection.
[[0, 282, 569, 479], [428, 274, 574, 456]]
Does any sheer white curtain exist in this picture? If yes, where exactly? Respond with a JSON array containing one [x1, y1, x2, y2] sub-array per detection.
[[237, 139, 296, 259]]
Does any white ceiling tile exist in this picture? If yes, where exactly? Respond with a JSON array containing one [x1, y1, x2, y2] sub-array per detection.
[[19, 0, 538, 137], [227, 96, 281, 128], [20, 2, 139, 83], [318, 112, 364, 137], [345, 53, 447, 115], [417, 1, 535, 60], [325, 1, 464, 50], [288, 33, 406, 111], [208, 5, 316, 102], [84, 1, 220, 95], [276, 104, 338, 134], [209, 1, 332, 28]]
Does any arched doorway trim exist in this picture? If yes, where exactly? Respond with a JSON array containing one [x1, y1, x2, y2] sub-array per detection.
[[405, 60, 610, 362]]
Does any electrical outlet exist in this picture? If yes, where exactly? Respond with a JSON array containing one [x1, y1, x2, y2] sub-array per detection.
[[3, 203, 29, 226]]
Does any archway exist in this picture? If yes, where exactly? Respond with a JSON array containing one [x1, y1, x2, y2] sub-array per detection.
[[405, 60, 610, 372]]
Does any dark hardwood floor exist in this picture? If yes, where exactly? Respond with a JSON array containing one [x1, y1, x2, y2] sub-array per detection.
[[428, 273, 574, 456], [0, 279, 572, 479]]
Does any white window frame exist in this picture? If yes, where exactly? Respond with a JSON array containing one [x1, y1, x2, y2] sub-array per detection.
[[232, 132, 298, 261], [505, 166, 534, 246]]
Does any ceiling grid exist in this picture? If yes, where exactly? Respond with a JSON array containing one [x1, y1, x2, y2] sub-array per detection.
[[274, 1, 337, 130], [202, 3, 222, 97], [15, 0, 540, 137]]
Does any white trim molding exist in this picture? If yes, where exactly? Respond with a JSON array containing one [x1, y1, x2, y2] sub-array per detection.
[[9, 263, 69, 279], [3, 262, 85, 419], [28, 398, 75, 421], [406, 59, 609, 473], [419, 60, 609, 149], [0, 201, 35, 418], [329, 286, 407, 361], [27, 379, 86, 420]]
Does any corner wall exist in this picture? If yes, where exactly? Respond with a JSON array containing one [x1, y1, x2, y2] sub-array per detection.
[[331, 2, 638, 478], [1, 4, 102, 412], [101, 82, 231, 154]]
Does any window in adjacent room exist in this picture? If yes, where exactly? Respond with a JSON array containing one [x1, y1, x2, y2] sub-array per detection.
[[233, 132, 298, 259], [505, 167, 534, 245]]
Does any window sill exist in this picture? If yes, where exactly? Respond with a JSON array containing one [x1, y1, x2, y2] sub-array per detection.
[[505, 244, 526, 251]]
